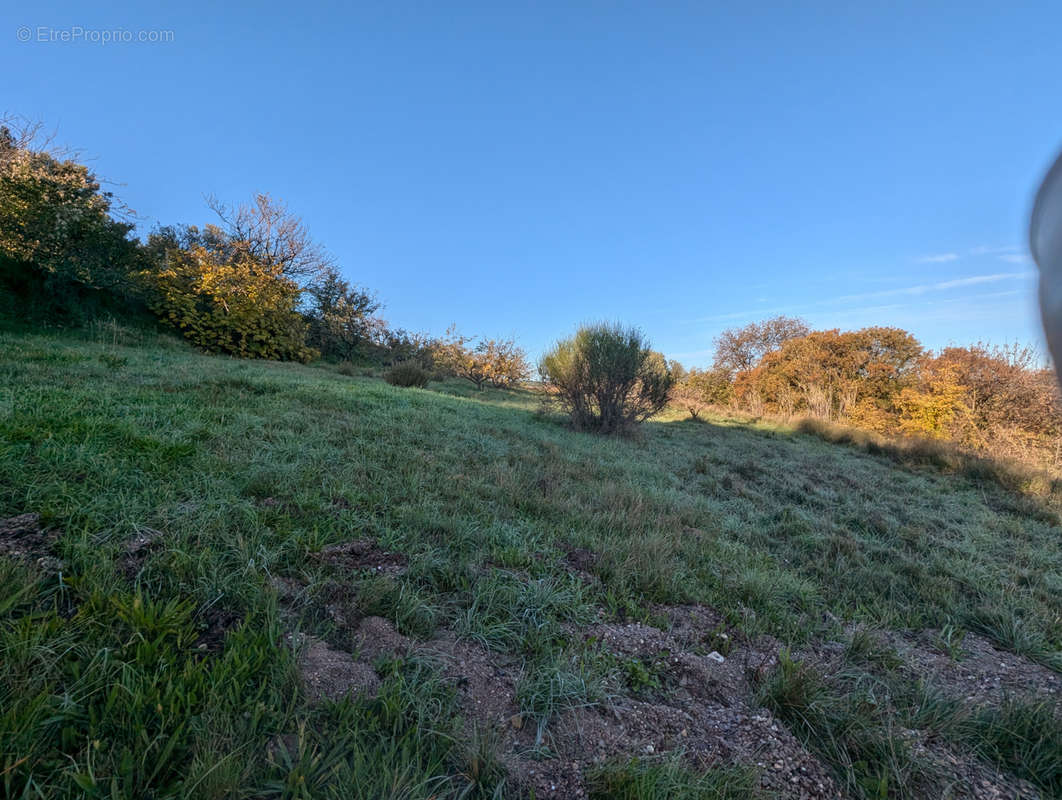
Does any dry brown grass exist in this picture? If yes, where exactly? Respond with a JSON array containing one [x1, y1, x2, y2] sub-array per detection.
[[793, 417, 1062, 502]]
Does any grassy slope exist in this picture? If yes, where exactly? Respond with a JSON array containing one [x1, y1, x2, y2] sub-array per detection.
[[1, 327, 1060, 798]]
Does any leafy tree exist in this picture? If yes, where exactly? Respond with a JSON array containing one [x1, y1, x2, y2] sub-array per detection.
[[138, 194, 335, 359], [375, 328, 438, 369], [932, 343, 1060, 440], [713, 316, 809, 376], [897, 364, 968, 439], [539, 323, 674, 434], [0, 120, 139, 317], [141, 241, 315, 361], [304, 268, 383, 361], [735, 326, 922, 421], [434, 326, 529, 389]]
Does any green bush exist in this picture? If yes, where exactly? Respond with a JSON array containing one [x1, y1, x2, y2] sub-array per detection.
[[385, 362, 430, 388], [0, 123, 142, 320], [539, 322, 674, 434]]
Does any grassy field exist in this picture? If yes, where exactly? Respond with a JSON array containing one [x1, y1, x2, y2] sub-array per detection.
[[1, 325, 1060, 799]]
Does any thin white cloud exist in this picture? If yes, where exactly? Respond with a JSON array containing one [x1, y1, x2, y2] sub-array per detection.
[[688, 271, 1034, 324], [998, 253, 1030, 264], [834, 271, 1033, 302], [916, 253, 960, 263], [970, 244, 1020, 256]]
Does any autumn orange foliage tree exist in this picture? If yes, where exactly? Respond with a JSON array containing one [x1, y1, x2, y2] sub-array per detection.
[[433, 326, 530, 389], [734, 326, 922, 422], [697, 316, 1062, 470]]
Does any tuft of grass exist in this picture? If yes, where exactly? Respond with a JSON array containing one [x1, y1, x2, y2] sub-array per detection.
[[964, 606, 1062, 672], [355, 576, 441, 639], [257, 654, 506, 799], [454, 571, 592, 656], [586, 756, 762, 800], [516, 650, 611, 746], [755, 652, 939, 799], [845, 628, 903, 671], [909, 688, 1062, 796], [933, 622, 967, 661]]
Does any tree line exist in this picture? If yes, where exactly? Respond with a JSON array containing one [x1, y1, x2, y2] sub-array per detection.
[[3, 118, 1058, 462], [672, 315, 1062, 469], [0, 119, 527, 385]]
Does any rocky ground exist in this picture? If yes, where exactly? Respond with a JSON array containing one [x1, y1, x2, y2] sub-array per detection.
[[268, 550, 1055, 800]]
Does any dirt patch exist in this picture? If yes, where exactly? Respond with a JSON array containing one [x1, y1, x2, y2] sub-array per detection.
[[353, 615, 415, 662], [314, 539, 408, 575], [652, 603, 732, 648], [274, 574, 1047, 798], [563, 620, 839, 800], [427, 632, 524, 728], [287, 608, 837, 798], [344, 611, 837, 799], [561, 545, 598, 574], [911, 737, 1042, 800], [269, 575, 305, 605], [882, 628, 1062, 707], [288, 631, 381, 703], [118, 527, 166, 581], [194, 606, 241, 653], [0, 513, 62, 572], [559, 544, 600, 586]]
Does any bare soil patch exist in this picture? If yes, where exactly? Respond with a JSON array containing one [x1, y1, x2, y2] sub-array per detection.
[[332, 612, 839, 799], [277, 577, 1052, 798], [559, 544, 600, 585], [566, 620, 840, 800], [287, 631, 381, 703], [194, 606, 242, 653], [314, 539, 408, 575], [0, 513, 62, 571], [353, 614, 416, 661], [561, 545, 598, 575], [882, 628, 1062, 707]]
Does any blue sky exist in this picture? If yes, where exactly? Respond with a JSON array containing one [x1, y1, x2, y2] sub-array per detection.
[[4, 1, 1060, 366]]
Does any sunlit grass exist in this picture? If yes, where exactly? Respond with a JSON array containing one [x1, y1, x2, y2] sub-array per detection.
[[1, 326, 1060, 796]]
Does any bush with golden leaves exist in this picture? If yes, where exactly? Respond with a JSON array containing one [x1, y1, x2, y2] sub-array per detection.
[[433, 326, 529, 389], [141, 245, 315, 362]]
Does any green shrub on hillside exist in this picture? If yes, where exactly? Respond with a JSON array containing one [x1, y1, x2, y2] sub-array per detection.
[[385, 362, 430, 388], [539, 322, 674, 434], [0, 121, 142, 320]]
